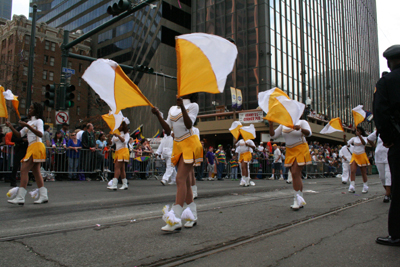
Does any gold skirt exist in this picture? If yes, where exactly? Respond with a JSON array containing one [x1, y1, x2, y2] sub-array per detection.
[[114, 147, 130, 163], [22, 142, 46, 163], [285, 142, 312, 167], [350, 152, 370, 167], [171, 135, 203, 166], [239, 151, 252, 163]]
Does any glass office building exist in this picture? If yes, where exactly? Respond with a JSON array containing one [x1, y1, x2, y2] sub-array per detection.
[[0, 0, 12, 20], [192, 0, 379, 125]]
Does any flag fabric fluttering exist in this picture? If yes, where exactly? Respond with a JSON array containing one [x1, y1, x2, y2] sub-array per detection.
[[101, 111, 125, 135], [131, 124, 143, 137], [239, 124, 256, 141], [82, 59, 153, 114], [3, 89, 20, 119], [175, 33, 238, 97], [320, 118, 344, 134], [229, 121, 242, 140], [0, 86, 9, 118], [258, 88, 305, 128], [352, 105, 366, 127], [153, 130, 160, 138]]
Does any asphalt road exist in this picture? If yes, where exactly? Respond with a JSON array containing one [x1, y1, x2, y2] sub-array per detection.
[[0, 175, 397, 266]]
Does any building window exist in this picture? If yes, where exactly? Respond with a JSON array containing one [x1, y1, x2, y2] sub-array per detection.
[[79, 63, 82, 72], [50, 57, 55, 66], [22, 82, 27, 92], [49, 71, 54, 81], [20, 99, 26, 109], [8, 34, 14, 45], [77, 92, 81, 101], [77, 106, 80, 115], [51, 42, 56, 51], [23, 66, 28, 76], [42, 86, 46, 95], [0, 70, 3, 79], [25, 35, 30, 44], [68, 61, 72, 68], [78, 77, 82, 86], [45, 41, 50, 50], [44, 55, 48, 64], [46, 117, 51, 123], [42, 70, 47, 80], [47, 107, 52, 112]]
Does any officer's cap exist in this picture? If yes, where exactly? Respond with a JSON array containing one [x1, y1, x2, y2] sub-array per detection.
[[383, 45, 400, 60]]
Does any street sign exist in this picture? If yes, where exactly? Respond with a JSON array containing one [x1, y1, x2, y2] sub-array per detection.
[[64, 73, 71, 78], [55, 111, 69, 125], [62, 67, 75, 75]]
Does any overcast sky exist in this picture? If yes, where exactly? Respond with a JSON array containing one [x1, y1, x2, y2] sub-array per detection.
[[11, 0, 400, 73]]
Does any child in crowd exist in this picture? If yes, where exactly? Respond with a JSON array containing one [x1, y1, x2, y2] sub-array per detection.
[[230, 154, 238, 181]]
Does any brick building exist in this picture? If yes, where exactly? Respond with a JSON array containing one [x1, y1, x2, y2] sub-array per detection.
[[0, 15, 103, 129]]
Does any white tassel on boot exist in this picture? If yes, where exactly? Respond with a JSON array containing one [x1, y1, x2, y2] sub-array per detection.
[[107, 178, 118, 190], [6, 187, 19, 198], [192, 185, 198, 199], [8, 187, 27, 205], [182, 202, 197, 228], [161, 204, 183, 232], [291, 191, 301, 211], [119, 178, 128, 190], [34, 187, 48, 204], [29, 189, 39, 199], [298, 191, 306, 208]]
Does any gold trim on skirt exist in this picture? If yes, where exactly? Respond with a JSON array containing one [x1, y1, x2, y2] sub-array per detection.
[[284, 142, 312, 167], [171, 135, 203, 166], [350, 152, 370, 167], [22, 142, 46, 162], [114, 147, 130, 163]]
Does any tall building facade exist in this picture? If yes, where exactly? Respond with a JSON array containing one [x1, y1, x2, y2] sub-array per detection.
[[0, 0, 12, 20], [192, 0, 379, 126]]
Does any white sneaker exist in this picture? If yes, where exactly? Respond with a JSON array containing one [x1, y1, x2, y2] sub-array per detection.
[[278, 177, 284, 181], [362, 185, 368, 194], [268, 176, 274, 180], [160, 179, 167, 186], [348, 185, 355, 193], [168, 181, 176, 185]]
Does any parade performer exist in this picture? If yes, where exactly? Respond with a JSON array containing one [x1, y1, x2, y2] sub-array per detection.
[[156, 130, 176, 186], [268, 120, 312, 210], [107, 120, 130, 190], [345, 127, 370, 194], [152, 94, 203, 231], [230, 122, 256, 187], [339, 143, 353, 184], [6, 103, 48, 205], [191, 126, 201, 199], [367, 130, 391, 202]]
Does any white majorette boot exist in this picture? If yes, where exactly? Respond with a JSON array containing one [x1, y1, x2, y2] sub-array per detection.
[[183, 202, 197, 228], [161, 204, 183, 232], [107, 178, 118, 190], [348, 181, 355, 193], [291, 191, 306, 211], [8, 187, 27, 205], [239, 177, 245, 186], [192, 185, 198, 199], [34, 187, 49, 204], [299, 191, 305, 208], [244, 177, 250, 187], [362, 182, 368, 194], [119, 178, 128, 190]]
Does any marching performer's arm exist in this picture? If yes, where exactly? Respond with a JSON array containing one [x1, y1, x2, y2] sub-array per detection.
[[21, 120, 43, 138], [152, 107, 171, 135], [268, 121, 275, 137], [5, 121, 21, 139]]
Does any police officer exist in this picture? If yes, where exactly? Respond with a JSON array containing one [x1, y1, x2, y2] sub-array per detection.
[[373, 45, 400, 246]]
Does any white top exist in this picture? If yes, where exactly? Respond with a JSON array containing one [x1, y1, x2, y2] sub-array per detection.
[[257, 145, 264, 152], [20, 116, 44, 146], [111, 131, 130, 151], [235, 139, 255, 154], [339, 145, 353, 163], [165, 99, 198, 142], [367, 131, 388, 164], [273, 148, 282, 163], [347, 136, 367, 155], [193, 126, 200, 140], [77, 130, 84, 141], [271, 120, 312, 148], [156, 134, 174, 158]]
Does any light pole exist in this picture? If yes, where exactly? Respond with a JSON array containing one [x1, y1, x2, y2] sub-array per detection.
[[26, 4, 37, 114]]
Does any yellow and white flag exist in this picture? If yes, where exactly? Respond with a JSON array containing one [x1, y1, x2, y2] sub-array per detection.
[[3, 89, 20, 119], [258, 88, 305, 128], [229, 121, 242, 140], [82, 59, 153, 114], [239, 124, 256, 141], [352, 105, 366, 127], [176, 33, 238, 97], [101, 111, 125, 135], [0, 86, 8, 118], [320, 118, 344, 134]]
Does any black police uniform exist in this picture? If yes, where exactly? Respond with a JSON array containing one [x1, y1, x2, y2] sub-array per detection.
[[373, 56, 400, 243]]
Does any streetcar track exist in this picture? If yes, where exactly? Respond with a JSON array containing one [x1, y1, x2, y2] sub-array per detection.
[[0, 181, 379, 242], [142, 194, 383, 267]]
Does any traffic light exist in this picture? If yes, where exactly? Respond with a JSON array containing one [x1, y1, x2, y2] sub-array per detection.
[[45, 84, 56, 108], [65, 84, 75, 108], [107, 0, 131, 16], [136, 65, 154, 74]]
